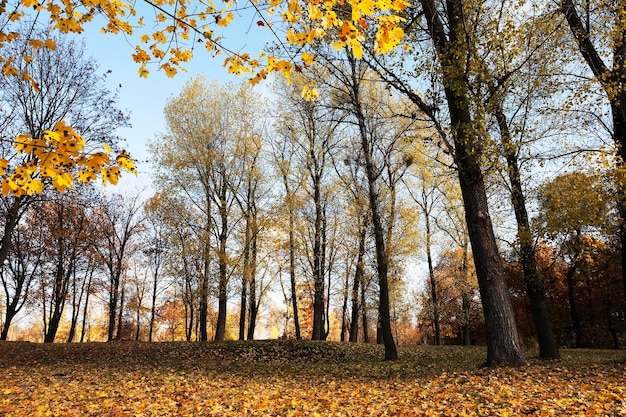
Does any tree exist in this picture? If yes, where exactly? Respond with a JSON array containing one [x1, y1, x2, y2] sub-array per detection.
[[92, 193, 143, 341], [270, 134, 305, 340], [143, 194, 169, 342], [559, 0, 626, 299], [359, 0, 526, 365], [0, 210, 44, 340], [41, 190, 101, 343], [0, 28, 135, 201], [151, 76, 266, 341], [274, 76, 343, 340], [536, 171, 614, 347], [322, 57, 419, 358], [0, 31, 132, 309]]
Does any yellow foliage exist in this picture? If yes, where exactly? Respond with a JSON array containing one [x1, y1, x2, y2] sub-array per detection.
[[1, 121, 136, 197]]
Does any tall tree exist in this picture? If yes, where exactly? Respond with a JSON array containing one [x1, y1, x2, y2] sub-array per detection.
[[536, 171, 613, 347], [143, 194, 169, 342], [92, 193, 143, 341], [151, 76, 265, 341], [0, 30, 130, 311], [274, 76, 342, 340], [0, 212, 44, 340], [559, 0, 626, 299]]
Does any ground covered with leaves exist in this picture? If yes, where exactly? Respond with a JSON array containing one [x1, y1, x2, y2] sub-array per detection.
[[0, 341, 624, 416]]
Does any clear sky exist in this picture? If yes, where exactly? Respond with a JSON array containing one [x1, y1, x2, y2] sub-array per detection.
[[79, 9, 273, 195]]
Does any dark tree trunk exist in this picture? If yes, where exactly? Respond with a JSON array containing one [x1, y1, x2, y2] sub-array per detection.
[[289, 217, 302, 340], [80, 271, 93, 343], [311, 172, 326, 340], [425, 212, 441, 345], [199, 268, 209, 341], [348, 54, 397, 360], [107, 273, 120, 342], [215, 186, 229, 342], [246, 230, 258, 340], [565, 263, 583, 348], [0, 198, 23, 271], [341, 267, 349, 342], [361, 283, 369, 343], [456, 147, 525, 365], [494, 102, 560, 359], [350, 221, 366, 342], [148, 269, 158, 342], [239, 277, 248, 340], [419, 0, 526, 366], [115, 284, 125, 340]]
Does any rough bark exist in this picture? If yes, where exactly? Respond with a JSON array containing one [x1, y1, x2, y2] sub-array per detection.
[[494, 103, 560, 359], [350, 220, 366, 342], [348, 55, 397, 360], [419, 0, 526, 366]]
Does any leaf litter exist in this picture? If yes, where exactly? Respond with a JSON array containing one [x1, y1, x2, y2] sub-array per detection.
[[0, 341, 624, 416]]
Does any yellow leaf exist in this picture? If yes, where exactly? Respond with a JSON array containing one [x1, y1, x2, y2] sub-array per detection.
[[45, 38, 56, 50], [0, 158, 8, 176], [77, 169, 97, 183], [52, 172, 73, 191], [139, 65, 150, 78], [301, 51, 315, 66], [301, 84, 319, 101]]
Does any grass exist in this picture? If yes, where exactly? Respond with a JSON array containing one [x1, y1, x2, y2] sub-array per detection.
[[0, 340, 624, 416]]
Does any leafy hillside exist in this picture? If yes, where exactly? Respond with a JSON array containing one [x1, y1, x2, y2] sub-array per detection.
[[0, 341, 624, 416]]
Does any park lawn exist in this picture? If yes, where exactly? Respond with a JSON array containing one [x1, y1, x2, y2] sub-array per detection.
[[0, 341, 624, 416]]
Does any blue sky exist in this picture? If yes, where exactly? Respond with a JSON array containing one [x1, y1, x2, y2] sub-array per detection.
[[79, 9, 274, 194]]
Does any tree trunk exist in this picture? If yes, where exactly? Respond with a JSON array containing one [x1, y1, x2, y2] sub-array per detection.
[[361, 283, 369, 343], [350, 221, 366, 342], [215, 186, 229, 342], [494, 102, 560, 359], [341, 266, 349, 342], [239, 278, 248, 340], [247, 229, 258, 340], [420, 0, 526, 366], [311, 172, 326, 340], [0, 198, 23, 271], [348, 55, 397, 360], [80, 271, 93, 343], [148, 269, 158, 342], [289, 216, 302, 340], [116, 283, 125, 340], [107, 274, 119, 342], [425, 212, 441, 345], [565, 263, 583, 348]]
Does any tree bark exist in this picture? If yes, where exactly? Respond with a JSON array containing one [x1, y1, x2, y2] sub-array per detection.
[[425, 208, 442, 345], [350, 220, 366, 342], [348, 54, 397, 360], [246, 226, 258, 340], [494, 102, 560, 359], [419, 0, 526, 366], [311, 170, 326, 340]]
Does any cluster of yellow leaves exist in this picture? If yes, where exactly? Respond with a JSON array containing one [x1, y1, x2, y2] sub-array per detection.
[[0, 342, 624, 417], [0, 121, 136, 197], [2, 0, 410, 97]]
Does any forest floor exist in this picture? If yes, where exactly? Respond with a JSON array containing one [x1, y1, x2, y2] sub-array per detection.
[[0, 340, 624, 416]]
